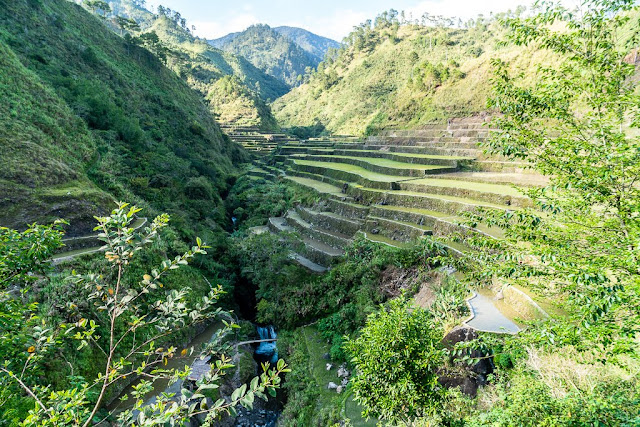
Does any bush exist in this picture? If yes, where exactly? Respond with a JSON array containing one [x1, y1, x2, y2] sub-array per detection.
[[345, 298, 447, 423]]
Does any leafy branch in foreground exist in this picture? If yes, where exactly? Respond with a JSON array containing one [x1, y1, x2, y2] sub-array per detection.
[[0, 203, 288, 426], [461, 0, 640, 353]]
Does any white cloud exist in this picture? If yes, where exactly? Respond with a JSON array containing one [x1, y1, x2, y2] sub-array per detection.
[[312, 9, 370, 41], [192, 13, 260, 39]]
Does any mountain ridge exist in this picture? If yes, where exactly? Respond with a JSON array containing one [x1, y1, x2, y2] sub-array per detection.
[[273, 26, 340, 63], [94, 0, 287, 128], [272, 12, 548, 136], [207, 24, 324, 87], [210, 25, 340, 64]]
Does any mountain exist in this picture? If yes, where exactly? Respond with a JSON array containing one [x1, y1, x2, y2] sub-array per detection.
[[148, 16, 285, 128], [0, 0, 247, 236], [93, 0, 287, 129], [208, 31, 241, 49], [274, 26, 340, 63], [208, 24, 318, 87], [272, 13, 550, 136]]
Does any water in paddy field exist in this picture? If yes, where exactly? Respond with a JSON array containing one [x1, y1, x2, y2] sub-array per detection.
[[255, 325, 278, 364]]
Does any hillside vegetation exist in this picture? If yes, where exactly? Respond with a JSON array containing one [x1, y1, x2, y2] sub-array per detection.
[[273, 11, 550, 136], [0, 0, 246, 236], [97, 0, 286, 129], [273, 26, 341, 63], [209, 24, 320, 87]]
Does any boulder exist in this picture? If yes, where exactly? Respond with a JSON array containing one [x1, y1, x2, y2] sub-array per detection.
[[439, 326, 495, 397], [326, 363, 333, 371], [337, 366, 350, 378], [328, 382, 338, 390]]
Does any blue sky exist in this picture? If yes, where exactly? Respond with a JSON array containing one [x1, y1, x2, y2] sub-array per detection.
[[145, 0, 525, 41]]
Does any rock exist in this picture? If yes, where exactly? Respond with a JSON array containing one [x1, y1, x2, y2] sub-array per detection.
[[496, 289, 504, 300], [371, 228, 380, 235], [337, 367, 350, 378], [322, 353, 331, 360], [328, 382, 338, 390], [341, 377, 349, 387], [336, 386, 343, 394], [438, 374, 479, 397], [326, 363, 333, 371], [440, 326, 495, 397]]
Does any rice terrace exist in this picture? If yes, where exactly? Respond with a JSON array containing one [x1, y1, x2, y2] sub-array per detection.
[[0, 0, 638, 425]]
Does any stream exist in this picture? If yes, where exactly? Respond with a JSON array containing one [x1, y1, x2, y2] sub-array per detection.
[[106, 322, 222, 415], [106, 323, 282, 426]]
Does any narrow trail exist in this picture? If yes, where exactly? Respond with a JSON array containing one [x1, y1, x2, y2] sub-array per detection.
[[51, 217, 148, 264]]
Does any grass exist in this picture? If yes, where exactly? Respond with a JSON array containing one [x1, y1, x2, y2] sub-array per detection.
[[284, 176, 345, 196], [0, 0, 246, 236], [368, 216, 433, 232], [292, 160, 428, 182], [373, 204, 506, 239], [373, 204, 454, 218], [300, 326, 343, 409], [356, 231, 412, 249], [358, 187, 514, 210], [404, 177, 526, 197], [335, 149, 471, 161], [52, 246, 104, 262], [296, 155, 456, 171]]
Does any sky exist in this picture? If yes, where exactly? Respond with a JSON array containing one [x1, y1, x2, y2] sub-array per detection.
[[145, 0, 527, 41]]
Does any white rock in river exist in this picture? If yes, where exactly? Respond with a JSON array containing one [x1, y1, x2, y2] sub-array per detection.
[[328, 382, 338, 390], [326, 363, 333, 371]]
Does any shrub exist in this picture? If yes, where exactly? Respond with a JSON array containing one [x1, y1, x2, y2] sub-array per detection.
[[345, 298, 447, 423]]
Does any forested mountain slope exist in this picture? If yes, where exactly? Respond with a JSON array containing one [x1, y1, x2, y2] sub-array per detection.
[[94, 0, 287, 129], [0, 0, 246, 236], [209, 24, 319, 87], [273, 12, 550, 136], [273, 26, 340, 63]]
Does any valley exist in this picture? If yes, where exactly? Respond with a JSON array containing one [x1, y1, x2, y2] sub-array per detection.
[[0, 0, 639, 426]]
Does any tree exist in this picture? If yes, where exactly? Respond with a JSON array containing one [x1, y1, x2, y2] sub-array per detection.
[[344, 298, 446, 423], [114, 16, 140, 36], [0, 221, 65, 288], [462, 0, 640, 352], [0, 203, 288, 425], [83, 0, 111, 18], [139, 31, 169, 64]]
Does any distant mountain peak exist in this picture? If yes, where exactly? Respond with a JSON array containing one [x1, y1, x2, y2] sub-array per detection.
[[208, 25, 340, 87], [273, 26, 340, 62]]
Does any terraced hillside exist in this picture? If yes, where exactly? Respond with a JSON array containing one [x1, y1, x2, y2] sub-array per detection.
[[251, 117, 550, 323], [222, 125, 298, 157], [228, 108, 552, 327]]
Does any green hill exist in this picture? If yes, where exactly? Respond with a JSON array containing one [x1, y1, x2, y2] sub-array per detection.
[[0, 0, 247, 236], [96, 0, 286, 129], [273, 26, 340, 63], [209, 24, 319, 87], [273, 11, 549, 136]]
